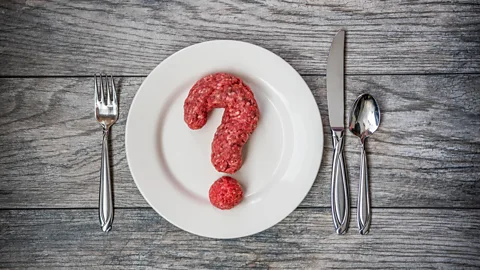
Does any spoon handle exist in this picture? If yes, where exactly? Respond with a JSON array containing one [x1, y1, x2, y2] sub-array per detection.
[[357, 143, 371, 234], [331, 130, 349, 234]]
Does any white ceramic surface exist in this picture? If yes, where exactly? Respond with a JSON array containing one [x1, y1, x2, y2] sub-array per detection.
[[126, 40, 323, 238]]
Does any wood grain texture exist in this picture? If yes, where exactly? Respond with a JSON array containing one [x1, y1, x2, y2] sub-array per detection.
[[0, 208, 479, 269], [0, 0, 479, 76], [1, 75, 479, 208], [1, 0, 479, 267]]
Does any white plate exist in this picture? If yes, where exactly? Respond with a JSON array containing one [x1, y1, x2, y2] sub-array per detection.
[[126, 40, 323, 238]]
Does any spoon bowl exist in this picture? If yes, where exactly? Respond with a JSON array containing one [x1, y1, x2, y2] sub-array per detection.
[[349, 94, 380, 143]]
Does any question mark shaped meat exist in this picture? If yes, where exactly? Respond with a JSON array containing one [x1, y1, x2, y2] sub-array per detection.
[[184, 73, 260, 174]]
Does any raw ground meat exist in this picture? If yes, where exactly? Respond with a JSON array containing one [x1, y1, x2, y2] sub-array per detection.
[[209, 176, 244, 210], [184, 73, 260, 174]]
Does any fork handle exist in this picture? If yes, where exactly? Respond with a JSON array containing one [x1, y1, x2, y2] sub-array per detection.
[[99, 127, 113, 232]]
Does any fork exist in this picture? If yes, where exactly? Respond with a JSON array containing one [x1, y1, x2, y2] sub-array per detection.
[[94, 74, 118, 232]]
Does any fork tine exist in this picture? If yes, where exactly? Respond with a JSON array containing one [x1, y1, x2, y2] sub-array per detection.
[[94, 74, 99, 103], [110, 75, 117, 106], [104, 74, 111, 105], [99, 74, 105, 104]]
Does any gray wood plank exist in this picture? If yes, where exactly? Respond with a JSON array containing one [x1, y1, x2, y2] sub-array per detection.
[[0, 208, 479, 269], [0, 0, 479, 76], [1, 75, 478, 208]]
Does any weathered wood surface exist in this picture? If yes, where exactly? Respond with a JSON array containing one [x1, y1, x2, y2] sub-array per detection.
[[1, 0, 479, 268], [1, 208, 479, 269], [1, 0, 479, 76], [1, 75, 479, 208]]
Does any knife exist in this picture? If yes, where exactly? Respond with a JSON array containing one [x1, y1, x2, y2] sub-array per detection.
[[326, 30, 349, 234]]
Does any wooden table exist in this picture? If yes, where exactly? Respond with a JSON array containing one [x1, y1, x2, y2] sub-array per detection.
[[1, 1, 479, 268]]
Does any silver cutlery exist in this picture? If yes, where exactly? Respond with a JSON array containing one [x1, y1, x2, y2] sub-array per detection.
[[349, 93, 380, 234], [326, 30, 349, 234], [94, 74, 118, 232]]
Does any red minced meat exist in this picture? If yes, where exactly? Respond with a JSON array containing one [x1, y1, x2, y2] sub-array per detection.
[[208, 176, 244, 210], [184, 73, 259, 174]]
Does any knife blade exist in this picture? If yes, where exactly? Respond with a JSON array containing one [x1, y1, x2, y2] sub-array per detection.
[[327, 30, 345, 129], [326, 30, 350, 234]]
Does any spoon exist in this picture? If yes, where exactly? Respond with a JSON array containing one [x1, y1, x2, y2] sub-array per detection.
[[349, 93, 380, 235]]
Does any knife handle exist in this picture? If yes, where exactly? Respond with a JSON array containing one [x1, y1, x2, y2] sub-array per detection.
[[331, 129, 349, 234]]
